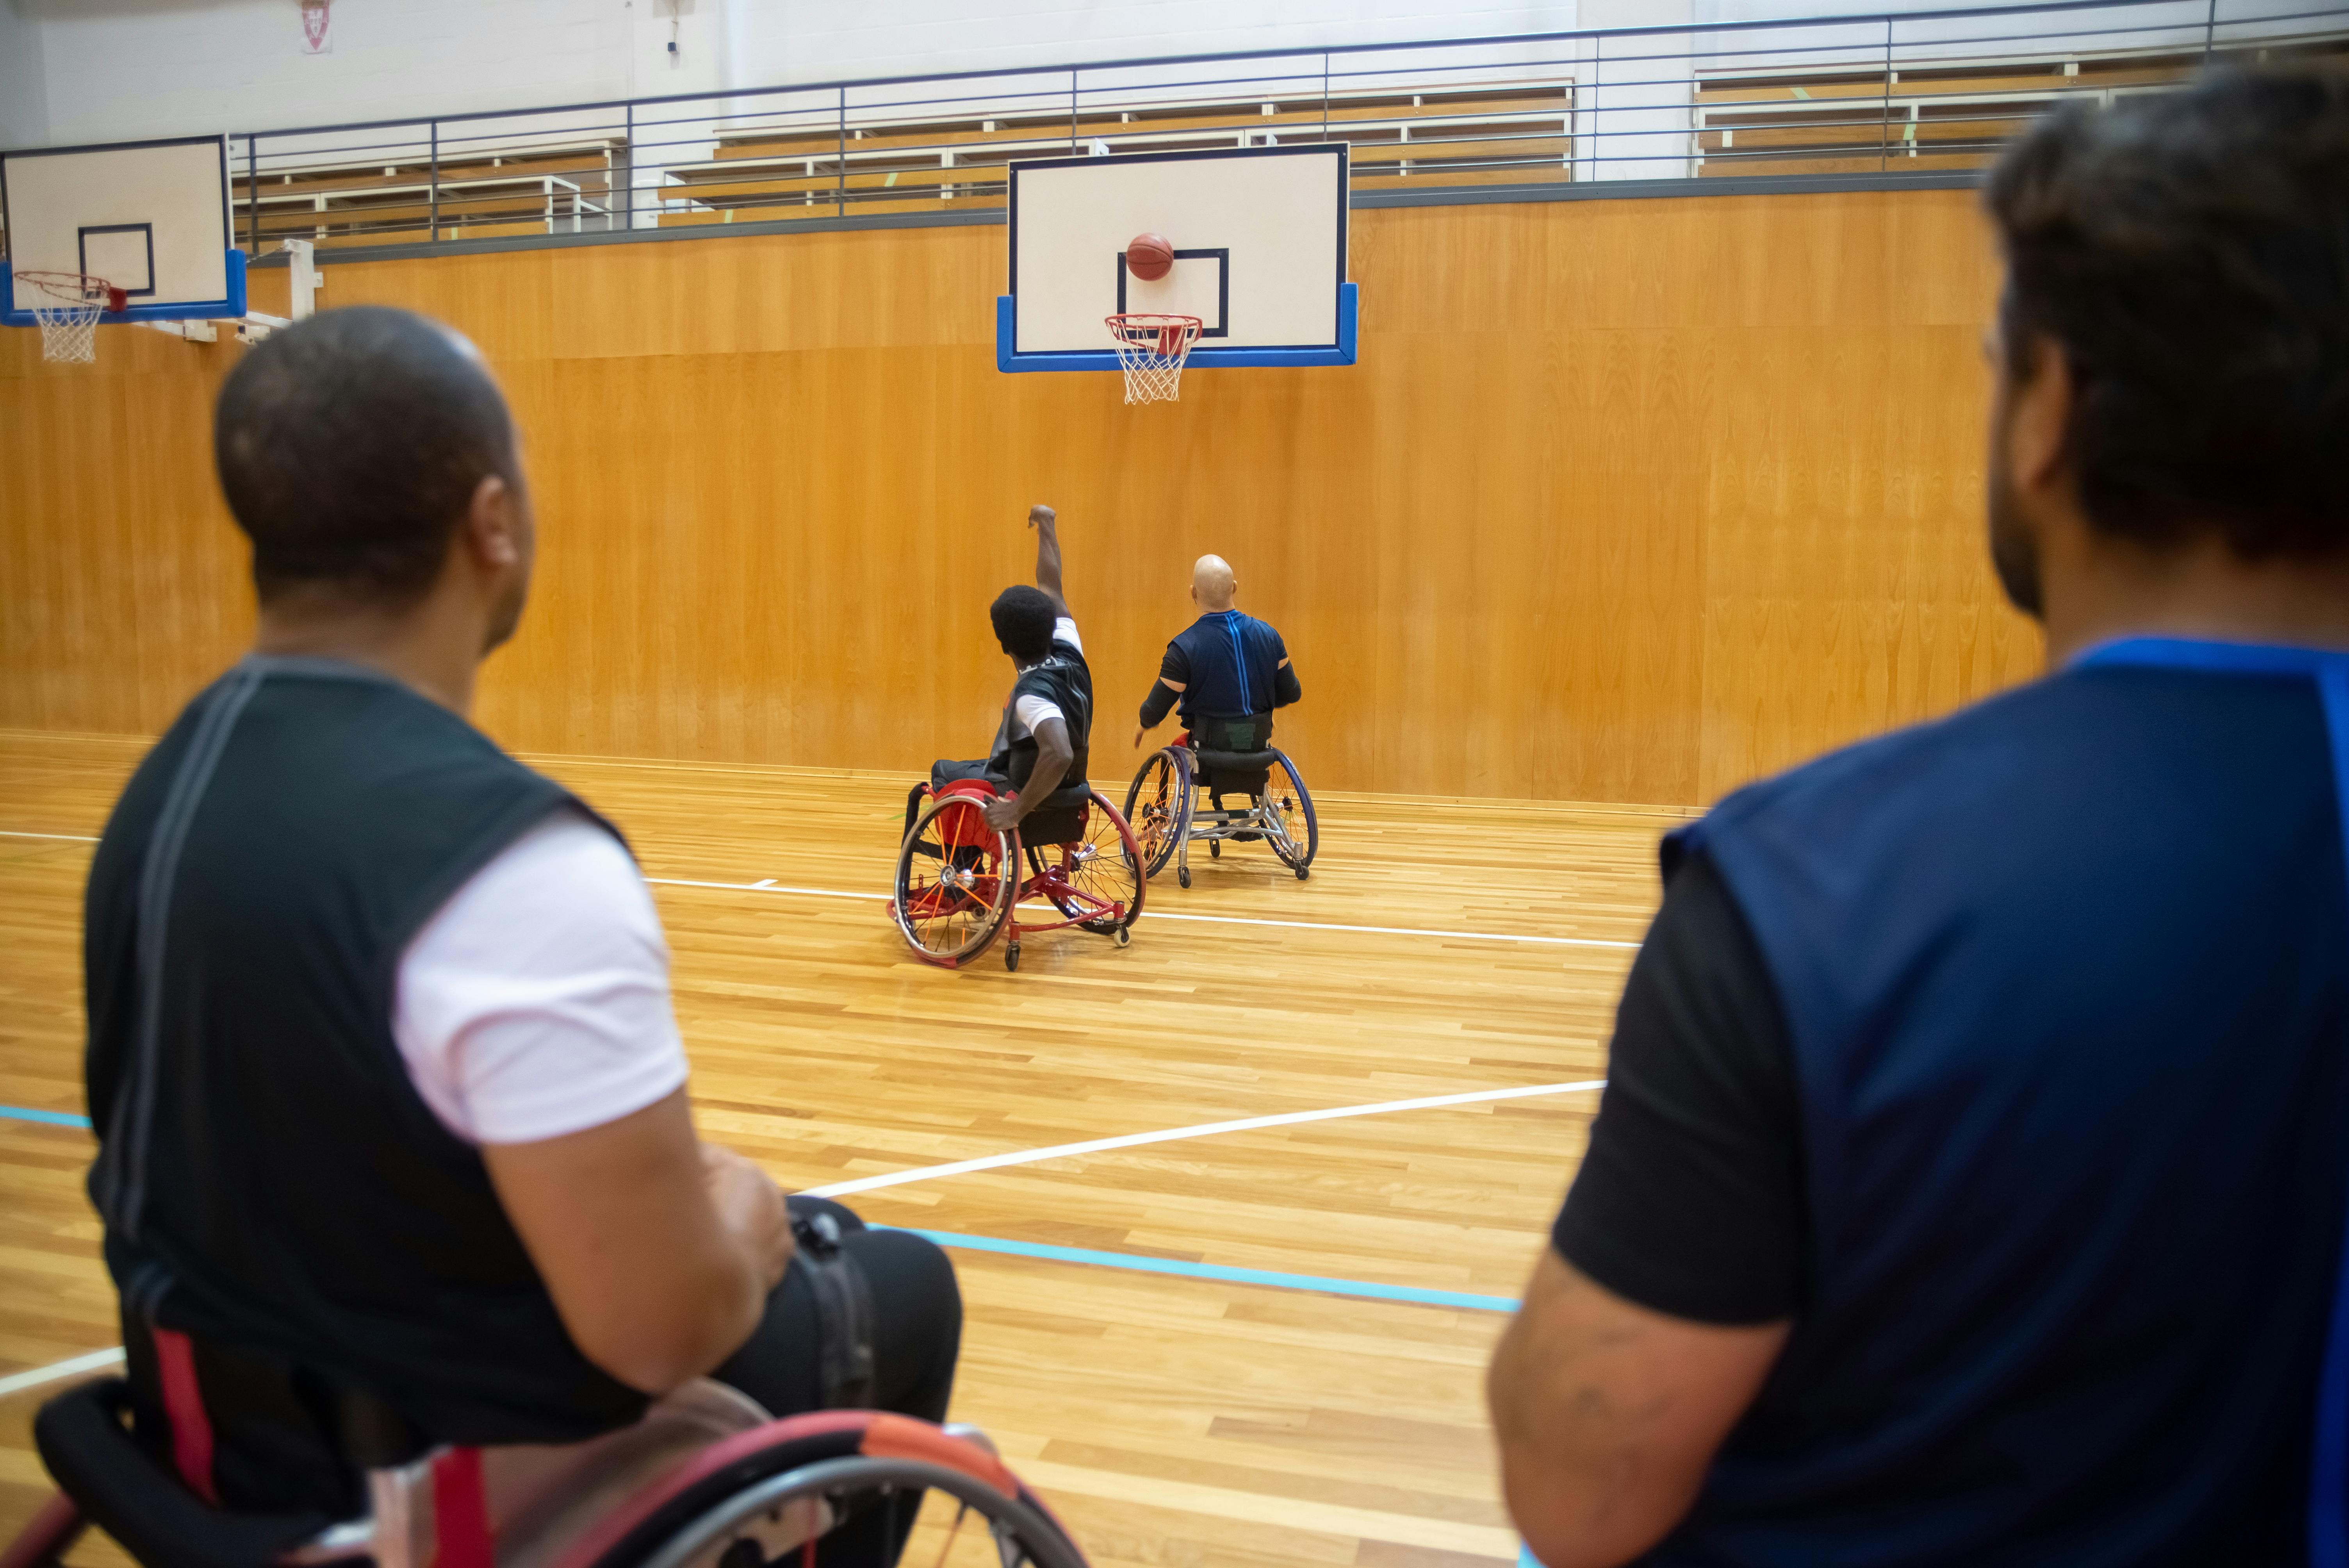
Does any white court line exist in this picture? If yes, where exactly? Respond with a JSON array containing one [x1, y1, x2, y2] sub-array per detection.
[[646, 874, 1640, 950], [0, 1080, 1606, 1398], [802, 1079, 1607, 1198], [0, 1347, 124, 1399], [3, 833, 1641, 950]]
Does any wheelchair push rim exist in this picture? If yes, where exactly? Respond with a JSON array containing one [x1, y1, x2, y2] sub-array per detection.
[[1121, 748, 1191, 879], [1024, 792, 1146, 937], [1264, 751, 1318, 872], [892, 792, 1018, 967]]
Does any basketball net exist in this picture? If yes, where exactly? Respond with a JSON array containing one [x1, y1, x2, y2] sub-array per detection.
[[1106, 314, 1203, 405], [15, 272, 124, 364]]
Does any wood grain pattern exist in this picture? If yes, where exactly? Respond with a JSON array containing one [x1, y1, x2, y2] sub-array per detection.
[[0, 729, 1690, 1567], [0, 191, 2041, 808]]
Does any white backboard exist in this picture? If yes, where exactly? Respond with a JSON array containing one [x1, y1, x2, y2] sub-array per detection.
[[1000, 143, 1354, 371], [3, 135, 242, 323]]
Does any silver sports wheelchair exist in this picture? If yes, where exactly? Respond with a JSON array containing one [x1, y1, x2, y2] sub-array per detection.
[[1122, 717, 1317, 888], [1, 1372, 1086, 1568]]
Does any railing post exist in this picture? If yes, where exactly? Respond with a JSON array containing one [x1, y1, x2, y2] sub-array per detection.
[[429, 120, 440, 244], [246, 137, 260, 255], [624, 100, 635, 230], [1070, 69, 1079, 152], [2203, 0, 2217, 59], [1322, 53, 1331, 141], [836, 87, 847, 217], [1881, 17, 1893, 174]]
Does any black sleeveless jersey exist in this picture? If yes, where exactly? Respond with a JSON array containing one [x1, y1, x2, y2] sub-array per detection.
[[987, 634, 1092, 789], [84, 656, 649, 1458]]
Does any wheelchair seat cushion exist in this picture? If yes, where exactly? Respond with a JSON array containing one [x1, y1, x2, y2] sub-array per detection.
[[34, 1377, 330, 1568], [1193, 749, 1279, 792], [1019, 781, 1093, 849]]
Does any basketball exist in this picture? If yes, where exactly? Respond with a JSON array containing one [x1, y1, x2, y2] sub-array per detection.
[[1126, 232, 1174, 281]]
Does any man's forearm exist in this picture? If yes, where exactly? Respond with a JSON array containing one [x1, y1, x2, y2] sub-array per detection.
[[1139, 680, 1179, 729], [1006, 749, 1071, 820], [1032, 508, 1067, 611]]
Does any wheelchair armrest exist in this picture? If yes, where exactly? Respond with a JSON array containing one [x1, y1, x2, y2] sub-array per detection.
[[33, 1378, 332, 1568]]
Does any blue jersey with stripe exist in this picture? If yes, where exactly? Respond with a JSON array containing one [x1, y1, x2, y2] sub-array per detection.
[[1161, 610, 1290, 723], [1651, 657, 2349, 1563]]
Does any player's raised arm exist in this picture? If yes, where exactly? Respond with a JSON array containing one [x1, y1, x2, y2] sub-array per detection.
[[1029, 504, 1069, 618]]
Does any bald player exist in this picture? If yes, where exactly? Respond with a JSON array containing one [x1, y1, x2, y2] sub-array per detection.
[[1134, 554, 1301, 756]]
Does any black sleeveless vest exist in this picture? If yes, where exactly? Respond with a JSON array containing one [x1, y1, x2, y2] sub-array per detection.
[[988, 641, 1092, 789], [84, 657, 649, 1458]]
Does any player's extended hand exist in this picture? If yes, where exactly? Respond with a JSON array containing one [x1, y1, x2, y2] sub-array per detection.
[[982, 795, 1023, 832], [1028, 504, 1056, 530], [1133, 727, 1149, 749]]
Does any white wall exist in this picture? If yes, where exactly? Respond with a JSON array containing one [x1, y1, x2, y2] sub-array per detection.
[[0, 0, 51, 149]]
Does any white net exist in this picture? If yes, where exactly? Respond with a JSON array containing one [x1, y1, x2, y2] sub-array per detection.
[[18, 274, 110, 364], [1107, 314, 1203, 405]]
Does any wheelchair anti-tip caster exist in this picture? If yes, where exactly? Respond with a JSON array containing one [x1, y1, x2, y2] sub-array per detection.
[[1177, 866, 1191, 888], [1296, 866, 1310, 880], [1208, 841, 1221, 859], [1005, 943, 1021, 971], [1114, 926, 1132, 947]]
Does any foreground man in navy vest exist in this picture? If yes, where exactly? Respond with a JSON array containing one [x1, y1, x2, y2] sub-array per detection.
[[1132, 554, 1301, 755], [1488, 68, 2349, 1566], [84, 306, 960, 1559]]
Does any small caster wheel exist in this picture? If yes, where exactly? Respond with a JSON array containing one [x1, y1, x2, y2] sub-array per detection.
[[1114, 926, 1132, 947], [1004, 944, 1021, 972], [1295, 866, 1310, 880], [1177, 866, 1191, 889], [1208, 841, 1221, 859]]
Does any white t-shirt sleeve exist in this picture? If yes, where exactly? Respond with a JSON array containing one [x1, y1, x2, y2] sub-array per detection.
[[1012, 693, 1066, 736], [394, 809, 690, 1145], [1052, 616, 1082, 655]]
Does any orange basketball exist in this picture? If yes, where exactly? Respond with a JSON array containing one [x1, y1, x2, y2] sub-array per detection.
[[1125, 233, 1174, 282]]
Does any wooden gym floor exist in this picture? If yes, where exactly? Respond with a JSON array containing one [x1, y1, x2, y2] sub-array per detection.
[[0, 727, 1691, 1568]]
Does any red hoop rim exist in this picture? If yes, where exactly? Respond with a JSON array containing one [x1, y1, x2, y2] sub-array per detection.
[[14, 270, 128, 313]]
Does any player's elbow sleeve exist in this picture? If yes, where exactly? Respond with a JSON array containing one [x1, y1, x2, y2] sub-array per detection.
[[1275, 666, 1303, 707], [1139, 684, 1177, 728]]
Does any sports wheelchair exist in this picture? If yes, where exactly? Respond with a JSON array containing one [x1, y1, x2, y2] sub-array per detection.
[[2, 1371, 1086, 1568], [1122, 720, 1317, 888], [890, 780, 1144, 972]]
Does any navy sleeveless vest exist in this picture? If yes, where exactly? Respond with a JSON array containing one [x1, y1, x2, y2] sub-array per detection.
[[1654, 643, 2349, 1564]]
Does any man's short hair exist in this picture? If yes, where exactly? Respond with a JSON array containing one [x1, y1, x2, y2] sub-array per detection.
[[990, 586, 1058, 662], [1984, 66, 2349, 560], [214, 305, 519, 604]]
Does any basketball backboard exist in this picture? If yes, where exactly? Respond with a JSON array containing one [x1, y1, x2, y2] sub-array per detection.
[[998, 143, 1356, 373], [1, 135, 246, 328]]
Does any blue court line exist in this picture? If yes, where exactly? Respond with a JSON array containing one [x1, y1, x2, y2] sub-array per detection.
[[900, 1228, 1520, 1312], [0, 1104, 91, 1128], [0, 1107, 1518, 1310]]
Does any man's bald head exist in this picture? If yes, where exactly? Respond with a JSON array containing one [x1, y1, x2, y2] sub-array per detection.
[[1191, 554, 1237, 612]]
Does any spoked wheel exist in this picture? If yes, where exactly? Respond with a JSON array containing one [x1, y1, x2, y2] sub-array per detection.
[[1026, 795, 1146, 937], [1264, 751, 1318, 877], [1121, 749, 1191, 879], [892, 792, 1017, 967], [584, 1418, 1089, 1568]]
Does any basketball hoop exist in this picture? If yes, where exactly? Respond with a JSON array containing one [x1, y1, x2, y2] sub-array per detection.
[[14, 272, 126, 364], [1106, 314, 1203, 405]]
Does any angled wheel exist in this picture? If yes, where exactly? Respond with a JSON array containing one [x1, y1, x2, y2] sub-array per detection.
[[1121, 748, 1192, 879], [1027, 794, 1146, 936], [1264, 751, 1318, 873], [577, 1414, 1090, 1568], [892, 792, 1017, 968]]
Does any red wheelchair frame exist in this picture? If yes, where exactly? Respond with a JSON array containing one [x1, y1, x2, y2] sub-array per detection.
[[889, 782, 1144, 972]]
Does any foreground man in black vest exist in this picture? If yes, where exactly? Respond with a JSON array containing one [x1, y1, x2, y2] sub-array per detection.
[[84, 306, 960, 1559], [902, 504, 1094, 840], [1489, 68, 2349, 1566]]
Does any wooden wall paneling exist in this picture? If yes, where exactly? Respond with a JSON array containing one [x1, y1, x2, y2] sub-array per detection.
[[1, 189, 2037, 808]]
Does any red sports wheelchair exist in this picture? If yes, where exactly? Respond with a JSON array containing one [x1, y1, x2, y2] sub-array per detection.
[[1, 1371, 1087, 1568], [889, 781, 1143, 971]]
